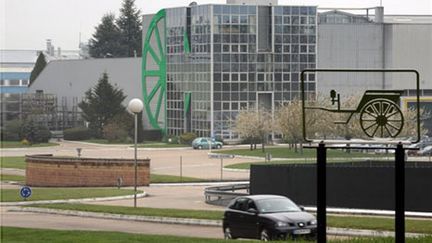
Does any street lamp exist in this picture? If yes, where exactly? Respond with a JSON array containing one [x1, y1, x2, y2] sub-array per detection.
[[127, 98, 144, 208]]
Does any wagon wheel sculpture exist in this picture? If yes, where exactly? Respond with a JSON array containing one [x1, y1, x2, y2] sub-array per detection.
[[359, 98, 404, 138], [142, 9, 166, 132]]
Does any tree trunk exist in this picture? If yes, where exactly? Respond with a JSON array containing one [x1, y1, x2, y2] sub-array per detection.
[[294, 143, 298, 153], [250, 141, 253, 151], [300, 142, 304, 155]]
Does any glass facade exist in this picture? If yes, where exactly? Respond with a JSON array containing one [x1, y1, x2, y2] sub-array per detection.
[[165, 4, 317, 140]]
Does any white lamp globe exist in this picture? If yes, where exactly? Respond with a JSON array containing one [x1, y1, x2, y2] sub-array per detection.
[[128, 98, 144, 114]]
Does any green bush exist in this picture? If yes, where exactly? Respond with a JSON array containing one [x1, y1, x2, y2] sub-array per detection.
[[33, 124, 51, 143], [64, 127, 91, 140], [143, 129, 163, 141], [179, 132, 197, 145], [20, 119, 51, 143], [103, 123, 130, 143], [167, 136, 179, 144], [0, 120, 23, 141]]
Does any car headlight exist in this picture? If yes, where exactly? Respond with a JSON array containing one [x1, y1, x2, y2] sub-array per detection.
[[309, 220, 317, 225], [276, 221, 288, 227]]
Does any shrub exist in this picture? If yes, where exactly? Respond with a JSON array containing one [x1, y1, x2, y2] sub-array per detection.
[[21, 119, 51, 143], [167, 136, 179, 144], [0, 120, 22, 141], [33, 124, 51, 143], [64, 127, 91, 140], [103, 123, 130, 143], [143, 129, 163, 141], [179, 132, 197, 145]]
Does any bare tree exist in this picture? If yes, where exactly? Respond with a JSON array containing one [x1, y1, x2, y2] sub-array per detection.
[[234, 108, 273, 151], [401, 107, 430, 138], [275, 99, 320, 153]]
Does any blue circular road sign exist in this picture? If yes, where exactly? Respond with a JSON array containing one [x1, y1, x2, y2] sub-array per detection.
[[20, 186, 32, 199]]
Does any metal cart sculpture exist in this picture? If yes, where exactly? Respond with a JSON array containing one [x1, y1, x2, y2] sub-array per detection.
[[309, 89, 404, 138]]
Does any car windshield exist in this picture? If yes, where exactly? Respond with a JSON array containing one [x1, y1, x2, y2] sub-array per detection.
[[255, 198, 301, 214]]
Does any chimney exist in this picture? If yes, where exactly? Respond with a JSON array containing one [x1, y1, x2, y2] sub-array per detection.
[[375, 6, 384, 23], [46, 39, 52, 54]]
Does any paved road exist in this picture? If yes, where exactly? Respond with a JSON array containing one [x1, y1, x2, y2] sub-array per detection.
[[1, 206, 223, 239], [0, 140, 254, 180]]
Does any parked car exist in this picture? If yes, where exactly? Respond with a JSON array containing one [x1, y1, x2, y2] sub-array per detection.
[[192, 137, 223, 149], [223, 195, 317, 241], [418, 145, 432, 156]]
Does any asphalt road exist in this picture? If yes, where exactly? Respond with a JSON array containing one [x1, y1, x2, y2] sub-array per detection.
[[1, 206, 223, 239]]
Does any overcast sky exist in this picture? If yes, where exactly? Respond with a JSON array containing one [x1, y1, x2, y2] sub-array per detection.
[[1, 0, 431, 50]]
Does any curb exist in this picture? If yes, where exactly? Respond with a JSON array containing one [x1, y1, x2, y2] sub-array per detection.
[[304, 206, 432, 219], [0, 192, 147, 206], [150, 181, 249, 187], [9, 207, 428, 238], [222, 168, 250, 173], [62, 140, 130, 148], [326, 227, 426, 238]]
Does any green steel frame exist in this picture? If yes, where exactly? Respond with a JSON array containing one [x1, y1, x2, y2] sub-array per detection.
[[142, 9, 167, 133]]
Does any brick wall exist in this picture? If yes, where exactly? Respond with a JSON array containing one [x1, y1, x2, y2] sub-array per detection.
[[26, 155, 150, 187]]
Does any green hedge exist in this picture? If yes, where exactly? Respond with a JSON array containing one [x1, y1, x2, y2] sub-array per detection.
[[64, 127, 92, 140]]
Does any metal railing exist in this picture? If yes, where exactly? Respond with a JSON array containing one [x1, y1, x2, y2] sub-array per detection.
[[204, 183, 249, 206]]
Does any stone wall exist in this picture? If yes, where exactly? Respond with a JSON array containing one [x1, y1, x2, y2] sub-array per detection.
[[26, 155, 150, 187]]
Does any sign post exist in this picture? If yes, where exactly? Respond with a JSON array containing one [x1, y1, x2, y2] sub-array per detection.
[[20, 186, 32, 201], [300, 69, 421, 243]]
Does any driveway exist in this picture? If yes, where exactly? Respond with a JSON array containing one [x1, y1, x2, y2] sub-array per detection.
[[0, 140, 255, 180]]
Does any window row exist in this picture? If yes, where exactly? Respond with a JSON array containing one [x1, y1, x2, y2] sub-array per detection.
[[275, 44, 315, 54], [167, 72, 211, 81], [274, 6, 317, 16], [214, 34, 256, 44], [214, 15, 256, 25], [274, 15, 316, 25], [214, 24, 256, 34], [274, 25, 316, 35], [213, 5, 257, 15], [275, 34, 316, 44], [274, 54, 316, 63]]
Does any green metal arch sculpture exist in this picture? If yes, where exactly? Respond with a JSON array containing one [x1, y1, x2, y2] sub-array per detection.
[[142, 9, 166, 133]]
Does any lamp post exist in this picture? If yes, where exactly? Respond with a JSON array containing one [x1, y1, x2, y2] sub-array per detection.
[[127, 98, 143, 208]]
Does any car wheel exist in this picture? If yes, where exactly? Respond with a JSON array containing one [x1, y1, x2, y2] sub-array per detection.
[[217, 144, 222, 149], [224, 227, 235, 240], [260, 229, 271, 241], [198, 145, 202, 149]]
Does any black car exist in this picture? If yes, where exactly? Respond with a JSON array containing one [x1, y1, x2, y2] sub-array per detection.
[[223, 195, 317, 241]]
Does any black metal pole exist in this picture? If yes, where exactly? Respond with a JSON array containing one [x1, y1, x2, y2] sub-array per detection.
[[317, 142, 327, 243], [395, 143, 405, 243]]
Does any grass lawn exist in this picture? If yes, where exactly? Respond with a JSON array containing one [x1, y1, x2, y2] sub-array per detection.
[[137, 142, 189, 148], [217, 147, 383, 159], [0, 174, 25, 182], [1, 188, 140, 202], [81, 139, 189, 148], [225, 159, 369, 170], [151, 174, 205, 183], [0, 172, 205, 184], [327, 215, 432, 235], [0, 156, 26, 169], [4, 227, 431, 243], [33, 203, 223, 220], [81, 139, 131, 144], [0, 141, 58, 148], [32, 204, 432, 234]]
